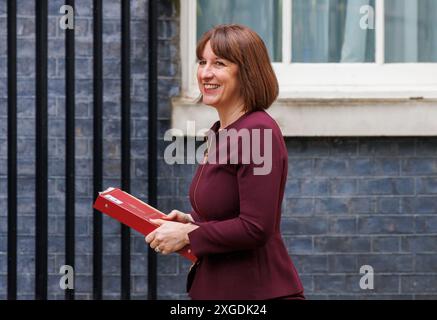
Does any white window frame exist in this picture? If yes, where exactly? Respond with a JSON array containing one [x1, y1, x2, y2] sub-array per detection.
[[180, 0, 437, 99]]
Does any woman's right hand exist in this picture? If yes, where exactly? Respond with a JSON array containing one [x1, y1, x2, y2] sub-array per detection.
[[164, 209, 194, 224]]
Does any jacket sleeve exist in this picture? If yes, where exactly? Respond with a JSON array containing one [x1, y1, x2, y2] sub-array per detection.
[[188, 209, 203, 223], [187, 127, 286, 257]]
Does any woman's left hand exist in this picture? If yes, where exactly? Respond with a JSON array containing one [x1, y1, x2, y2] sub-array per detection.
[[145, 219, 198, 254]]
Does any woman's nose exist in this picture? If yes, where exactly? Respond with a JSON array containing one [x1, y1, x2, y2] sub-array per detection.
[[200, 65, 214, 80]]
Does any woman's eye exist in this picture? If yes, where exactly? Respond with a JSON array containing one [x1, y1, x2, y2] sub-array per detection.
[[215, 61, 225, 66], [198, 60, 206, 66]]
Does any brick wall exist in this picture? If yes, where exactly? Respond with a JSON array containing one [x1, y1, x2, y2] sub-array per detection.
[[282, 138, 437, 299], [1, 0, 437, 300]]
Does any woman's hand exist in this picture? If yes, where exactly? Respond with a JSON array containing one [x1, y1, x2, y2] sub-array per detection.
[[163, 209, 194, 224], [145, 219, 198, 254]]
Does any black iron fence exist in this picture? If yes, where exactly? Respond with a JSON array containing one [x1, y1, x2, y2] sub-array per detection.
[[5, 0, 158, 300]]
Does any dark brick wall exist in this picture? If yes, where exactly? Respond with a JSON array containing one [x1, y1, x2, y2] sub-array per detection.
[[282, 138, 437, 299], [1, 0, 437, 300]]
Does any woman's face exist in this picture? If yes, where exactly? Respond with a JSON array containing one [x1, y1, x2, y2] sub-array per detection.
[[197, 41, 242, 109]]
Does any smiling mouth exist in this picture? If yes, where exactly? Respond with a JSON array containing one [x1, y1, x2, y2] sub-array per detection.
[[204, 84, 221, 90]]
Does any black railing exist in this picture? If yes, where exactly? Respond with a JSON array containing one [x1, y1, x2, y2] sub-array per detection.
[[148, 0, 158, 301], [5, 0, 158, 300], [35, 0, 49, 301], [65, 0, 76, 302], [7, 0, 17, 302], [121, 0, 132, 300], [92, 0, 103, 300]]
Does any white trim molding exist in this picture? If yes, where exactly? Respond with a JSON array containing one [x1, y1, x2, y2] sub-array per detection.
[[172, 98, 437, 137], [180, 0, 197, 96]]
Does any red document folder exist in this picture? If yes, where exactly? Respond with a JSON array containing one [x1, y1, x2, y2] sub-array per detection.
[[93, 187, 197, 262]]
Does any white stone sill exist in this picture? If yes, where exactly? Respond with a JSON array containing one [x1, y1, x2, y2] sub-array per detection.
[[171, 97, 437, 137]]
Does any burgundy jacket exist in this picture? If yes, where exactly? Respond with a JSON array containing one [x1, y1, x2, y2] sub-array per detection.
[[187, 110, 304, 300]]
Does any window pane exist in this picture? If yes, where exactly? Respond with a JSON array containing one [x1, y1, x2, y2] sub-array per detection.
[[385, 0, 437, 62], [197, 0, 282, 62], [292, 0, 375, 63]]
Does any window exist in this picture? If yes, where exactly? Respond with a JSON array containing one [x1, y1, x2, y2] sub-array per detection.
[[196, 0, 282, 62], [291, 0, 376, 63], [180, 0, 437, 99], [385, 0, 437, 63]]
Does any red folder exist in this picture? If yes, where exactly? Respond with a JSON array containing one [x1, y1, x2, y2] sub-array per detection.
[[93, 187, 197, 262]]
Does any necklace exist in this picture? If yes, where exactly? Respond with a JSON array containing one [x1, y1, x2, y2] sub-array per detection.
[[219, 109, 246, 131], [193, 134, 212, 217], [203, 135, 212, 164]]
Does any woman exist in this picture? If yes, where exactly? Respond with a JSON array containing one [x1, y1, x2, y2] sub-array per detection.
[[146, 24, 304, 300]]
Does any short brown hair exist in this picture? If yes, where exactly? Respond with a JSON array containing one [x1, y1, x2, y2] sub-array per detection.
[[196, 24, 279, 112]]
